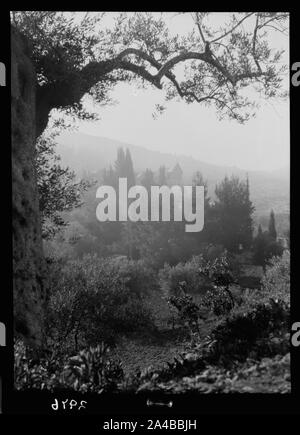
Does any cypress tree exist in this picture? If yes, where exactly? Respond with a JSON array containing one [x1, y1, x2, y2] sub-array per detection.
[[114, 147, 127, 178], [141, 168, 155, 191], [214, 175, 254, 252], [257, 224, 263, 237], [158, 165, 168, 186], [243, 174, 254, 248], [125, 148, 135, 187], [268, 209, 277, 241]]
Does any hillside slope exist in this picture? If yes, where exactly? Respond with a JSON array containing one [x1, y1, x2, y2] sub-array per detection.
[[56, 132, 289, 220]]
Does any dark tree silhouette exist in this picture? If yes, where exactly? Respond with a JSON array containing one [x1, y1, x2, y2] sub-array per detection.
[[214, 175, 255, 252], [125, 149, 136, 187], [268, 209, 277, 241]]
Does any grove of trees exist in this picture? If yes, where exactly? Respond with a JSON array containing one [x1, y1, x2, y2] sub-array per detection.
[[43, 145, 256, 266]]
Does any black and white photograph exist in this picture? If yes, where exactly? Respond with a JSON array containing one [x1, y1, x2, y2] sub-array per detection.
[[2, 9, 297, 418]]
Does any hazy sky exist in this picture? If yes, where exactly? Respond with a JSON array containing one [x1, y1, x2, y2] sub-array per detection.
[[69, 12, 290, 172]]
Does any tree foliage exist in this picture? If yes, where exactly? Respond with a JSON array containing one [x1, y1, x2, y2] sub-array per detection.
[[214, 175, 254, 251], [268, 209, 277, 241], [12, 11, 288, 137], [35, 131, 92, 239], [253, 227, 284, 269]]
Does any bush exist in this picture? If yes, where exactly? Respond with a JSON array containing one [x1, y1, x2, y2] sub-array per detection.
[[207, 298, 290, 365], [253, 231, 285, 269], [160, 251, 239, 316], [158, 255, 211, 298], [261, 250, 290, 303], [14, 340, 124, 393], [201, 287, 234, 316], [236, 251, 290, 310], [202, 244, 225, 262], [45, 254, 155, 351], [167, 293, 204, 336], [14, 340, 52, 391], [63, 343, 124, 393], [109, 256, 159, 297]]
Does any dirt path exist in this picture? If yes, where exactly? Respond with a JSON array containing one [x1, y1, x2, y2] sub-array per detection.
[[110, 317, 217, 376], [110, 334, 187, 375]]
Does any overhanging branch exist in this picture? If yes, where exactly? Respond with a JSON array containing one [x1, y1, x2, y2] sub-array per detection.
[[35, 11, 284, 133]]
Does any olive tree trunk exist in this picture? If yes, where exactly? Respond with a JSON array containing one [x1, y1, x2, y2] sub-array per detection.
[[11, 27, 47, 347]]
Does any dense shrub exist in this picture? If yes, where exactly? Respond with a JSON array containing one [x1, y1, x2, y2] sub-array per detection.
[[261, 250, 290, 303], [45, 254, 155, 351], [63, 343, 124, 393], [162, 252, 240, 329], [201, 286, 234, 316], [206, 298, 290, 364], [15, 340, 54, 391], [167, 293, 204, 336], [253, 231, 285, 269], [198, 252, 237, 287], [109, 256, 159, 297], [196, 252, 238, 315], [236, 251, 290, 310], [159, 255, 211, 297], [159, 251, 239, 299], [202, 244, 225, 262], [14, 340, 124, 393]]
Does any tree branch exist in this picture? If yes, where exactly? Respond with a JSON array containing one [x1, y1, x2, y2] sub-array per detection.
[[194, 12, 207, 45], [34, 11, 281, 136], [210, 13, 255, 43], [252, 13, 262, 73]]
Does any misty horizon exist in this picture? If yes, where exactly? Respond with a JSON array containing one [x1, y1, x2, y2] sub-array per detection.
[[56, 130, 290, 176]]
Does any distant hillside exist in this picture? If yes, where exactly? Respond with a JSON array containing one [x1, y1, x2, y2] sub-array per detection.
[[56, 132, 289, 220]]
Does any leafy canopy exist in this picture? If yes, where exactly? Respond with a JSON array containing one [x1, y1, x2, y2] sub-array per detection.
[[12, 11, 288, 128]]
